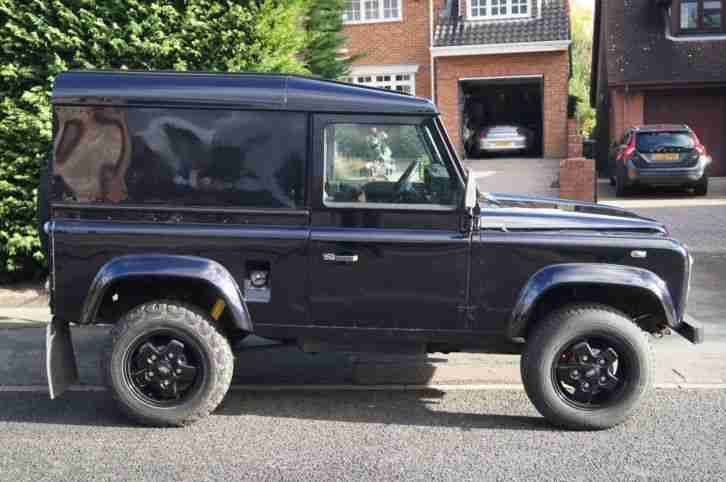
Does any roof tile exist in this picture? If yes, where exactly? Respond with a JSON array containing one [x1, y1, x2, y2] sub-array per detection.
[[434, 0, 571, 47]]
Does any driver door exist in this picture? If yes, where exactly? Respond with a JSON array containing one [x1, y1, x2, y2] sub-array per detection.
[[308, 114, 470, 332]]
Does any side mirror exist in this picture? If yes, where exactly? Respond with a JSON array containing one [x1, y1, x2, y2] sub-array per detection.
[[465, 174, 478, 210]]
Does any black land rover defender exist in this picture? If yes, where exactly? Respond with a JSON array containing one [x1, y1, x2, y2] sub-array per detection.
[[43, 70, 702, 429]]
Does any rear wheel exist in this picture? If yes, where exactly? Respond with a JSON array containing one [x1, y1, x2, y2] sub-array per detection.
[[694, 176, 708, 196], [103, 300, 233, 426], [521, 304, 653, 430]]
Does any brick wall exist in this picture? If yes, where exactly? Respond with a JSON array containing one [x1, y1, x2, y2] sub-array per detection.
[[610, 88, 644, 143], [343, 0, 436, 98], [560, 158, 596, 202], [435, 50, 570, 158]]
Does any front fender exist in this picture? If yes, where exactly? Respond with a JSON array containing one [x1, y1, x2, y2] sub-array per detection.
[[508, 263, 677, 340], [80, 255, 252, 332]]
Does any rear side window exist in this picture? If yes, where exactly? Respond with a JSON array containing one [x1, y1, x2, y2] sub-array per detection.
[[52, 106, 306, 208], [635, 131, 695, 153]]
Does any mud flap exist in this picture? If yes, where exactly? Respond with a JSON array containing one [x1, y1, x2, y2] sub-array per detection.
[[46, 317, 79, 399]]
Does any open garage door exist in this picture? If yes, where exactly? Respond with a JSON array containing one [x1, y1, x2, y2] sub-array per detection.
[[460, 77, 544, 158]]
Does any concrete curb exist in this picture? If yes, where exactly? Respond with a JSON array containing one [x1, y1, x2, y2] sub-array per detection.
[[1, 383, 724, 394]]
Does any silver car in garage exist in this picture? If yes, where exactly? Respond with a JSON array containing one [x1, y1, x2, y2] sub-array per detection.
[[468, 124, 534, 157]]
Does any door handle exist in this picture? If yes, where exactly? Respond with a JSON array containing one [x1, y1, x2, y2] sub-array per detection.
[[322, 253, 359, 263]]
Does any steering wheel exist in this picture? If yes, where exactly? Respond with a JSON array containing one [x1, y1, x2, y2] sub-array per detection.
[[391, 159, 420, 201]]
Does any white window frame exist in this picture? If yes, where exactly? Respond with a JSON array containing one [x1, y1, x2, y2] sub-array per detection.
[[343, 0, 403, 25], [344, 65, 418, 95], [469, 0, 531, 20]]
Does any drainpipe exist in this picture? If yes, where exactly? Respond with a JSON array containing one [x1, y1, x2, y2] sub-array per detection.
[[430, 0, 436, 104], [624, 83, 629, 130]]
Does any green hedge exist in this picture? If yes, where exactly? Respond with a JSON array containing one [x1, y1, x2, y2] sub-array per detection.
[[0, 0, 345, 281]]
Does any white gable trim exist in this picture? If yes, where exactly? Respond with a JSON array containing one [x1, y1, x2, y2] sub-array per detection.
[[431, 40, 571, 57], [349, 64, 420, 76]]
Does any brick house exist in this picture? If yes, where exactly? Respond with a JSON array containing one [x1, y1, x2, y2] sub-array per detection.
[[341, 0, 572, 159], [591, 0, 726, 176]]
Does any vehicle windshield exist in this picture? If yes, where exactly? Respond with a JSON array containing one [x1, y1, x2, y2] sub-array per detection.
[[636, 131, 695, 153]]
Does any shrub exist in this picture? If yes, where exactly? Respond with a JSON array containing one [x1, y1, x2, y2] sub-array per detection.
[[0, 0, 318, 280]]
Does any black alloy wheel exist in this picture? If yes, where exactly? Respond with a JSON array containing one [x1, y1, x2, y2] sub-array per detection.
[[552, 337, 627, 409], [123, 331, 205, 407]]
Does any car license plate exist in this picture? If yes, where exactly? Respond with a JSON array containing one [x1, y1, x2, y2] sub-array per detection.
[[493, 141, 514, 148], [653, 153, 680, 161]]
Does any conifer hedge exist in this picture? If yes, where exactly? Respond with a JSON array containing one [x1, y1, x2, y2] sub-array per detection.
[[0, 0, 345, 280]]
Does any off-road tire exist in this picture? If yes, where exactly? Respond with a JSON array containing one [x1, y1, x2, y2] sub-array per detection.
[[102, 300, 233, 427], [521, 303, 654, 430], [694, 176, 708, 196]]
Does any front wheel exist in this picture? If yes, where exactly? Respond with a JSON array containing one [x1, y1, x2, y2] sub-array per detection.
[[521, 304, 653, 430], [103, 300, 234, 426]]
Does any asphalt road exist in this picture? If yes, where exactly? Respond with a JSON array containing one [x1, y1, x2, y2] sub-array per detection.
[[0, 388, 723, 481]]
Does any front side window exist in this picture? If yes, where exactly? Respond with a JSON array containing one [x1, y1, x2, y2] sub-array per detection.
[[323, 123, 461, 209], [344, 0, 402, 23], [470, 0, 530, 19], [679, 0, 724, 32]]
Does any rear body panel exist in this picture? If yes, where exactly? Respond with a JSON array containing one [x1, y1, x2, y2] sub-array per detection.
[[50, 211, 310, 328]]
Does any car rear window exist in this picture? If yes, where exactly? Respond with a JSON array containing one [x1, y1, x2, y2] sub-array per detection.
[[636, 131, 695, 153]]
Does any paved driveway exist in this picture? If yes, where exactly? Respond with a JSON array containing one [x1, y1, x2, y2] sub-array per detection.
[[465, 157, 559, 198], [599, 177, 726, 253]]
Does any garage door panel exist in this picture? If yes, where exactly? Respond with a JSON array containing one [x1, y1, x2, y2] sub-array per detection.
[[645, 91, 726, 176]]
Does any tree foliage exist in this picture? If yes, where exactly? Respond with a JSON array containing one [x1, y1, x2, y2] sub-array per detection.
[[304, 0, 358, 79], [569, 2, 596, 138], [0, 0, 326, 280]]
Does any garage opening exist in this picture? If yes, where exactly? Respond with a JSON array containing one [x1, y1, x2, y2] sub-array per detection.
[[460, 77, 544, 158]]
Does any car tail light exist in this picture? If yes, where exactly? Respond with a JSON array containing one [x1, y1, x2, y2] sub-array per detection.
[[621, 145, 636, 162], [692, 132, 707, 156], [620, 134, 636, 162]]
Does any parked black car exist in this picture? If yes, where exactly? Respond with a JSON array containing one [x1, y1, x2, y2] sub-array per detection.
[[42, 71, 702, 430], [610, 124, 712, 196]]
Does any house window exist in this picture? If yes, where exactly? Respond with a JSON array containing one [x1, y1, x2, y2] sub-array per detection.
[[343, 0, 402, 23], [678, 0, 724, 32], [344, 72, 416, 95], [470, 0, 530, 19]]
